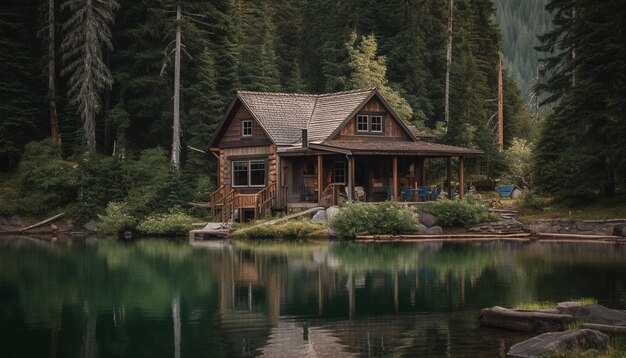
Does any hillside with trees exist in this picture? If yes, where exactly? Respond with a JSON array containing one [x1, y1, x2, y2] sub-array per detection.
[[0, 0, 622, 223]]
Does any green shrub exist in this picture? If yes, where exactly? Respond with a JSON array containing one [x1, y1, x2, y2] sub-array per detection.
[[98, 202, 138, 234], [233, 219, 326, 240], [0, 139, 77, 216], [136, 208, 196, 235], [423, 200, 496, 227], [514, 190, 546, 211], [330, 201, 418, 238]]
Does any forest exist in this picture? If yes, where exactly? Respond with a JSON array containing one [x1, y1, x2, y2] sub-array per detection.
[[0, 0, 624, 223]]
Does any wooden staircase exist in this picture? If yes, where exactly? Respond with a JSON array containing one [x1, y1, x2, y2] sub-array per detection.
[[209, 183, 286, 222]]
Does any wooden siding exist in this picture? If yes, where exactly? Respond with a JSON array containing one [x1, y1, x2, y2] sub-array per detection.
[[219, 145, 277, 189], [217, 105, 272, 148], [336, 97, 411, 140]]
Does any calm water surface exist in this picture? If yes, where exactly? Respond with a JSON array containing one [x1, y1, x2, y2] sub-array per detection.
[[1, 237, 626, 357]]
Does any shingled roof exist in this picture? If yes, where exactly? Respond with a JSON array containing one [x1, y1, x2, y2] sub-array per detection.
[[236, 88, 380, 145], [320, 139, 484, 156]]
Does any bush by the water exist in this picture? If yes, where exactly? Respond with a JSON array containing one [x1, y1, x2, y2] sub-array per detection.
[[232, 219, 326, 240], [330, 201, 418, 238], [423, 199, 495, 227], [98, 202, 138, 234], [136, 208, 197, 235]]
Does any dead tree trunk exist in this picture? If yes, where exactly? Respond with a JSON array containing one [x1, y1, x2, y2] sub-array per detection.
[[171, 3, 182, 170], [49, 0, 61, 144], [444, 0, 453, 128]]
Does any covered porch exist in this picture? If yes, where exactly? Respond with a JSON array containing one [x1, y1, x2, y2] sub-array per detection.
[[278, 141, 481, 208]]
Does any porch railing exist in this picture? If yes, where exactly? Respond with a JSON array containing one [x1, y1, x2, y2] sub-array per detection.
[[209, 182, 286, 222], [320, 183, 346, 207]]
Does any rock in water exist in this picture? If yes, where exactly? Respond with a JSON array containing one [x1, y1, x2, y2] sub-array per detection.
[[424, 226, 443, 235], [558, 303, 626, 326], [507, 329, 608, 358], [84, 220, 99, 232]]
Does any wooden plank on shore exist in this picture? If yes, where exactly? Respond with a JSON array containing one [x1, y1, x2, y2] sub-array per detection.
[[259, 206, 323, 226], [356, 232, 532, 240], [537, 232, 624, 240]]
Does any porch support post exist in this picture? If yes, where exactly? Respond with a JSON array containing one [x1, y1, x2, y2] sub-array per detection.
[[446, 157, 452, 198], [392, 157, 398, 201], [421, 158, 427, 186], [347, 156, 353, 201], [458, 156, 465, 199], [317, 155, 323, 204]]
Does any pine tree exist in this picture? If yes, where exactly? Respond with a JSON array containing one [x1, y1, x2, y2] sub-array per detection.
[[346, 32, 413, 122], [0, 0, 47, 170], [61, 0, 119, 152]]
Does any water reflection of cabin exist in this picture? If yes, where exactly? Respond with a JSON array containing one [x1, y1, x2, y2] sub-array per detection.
[[208, 88, 483, 221]]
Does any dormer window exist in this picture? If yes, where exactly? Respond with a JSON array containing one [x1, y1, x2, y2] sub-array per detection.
[[371, 115, 383, 132], [355, 114, 384, 134], [357, 115, 368, 132], [242, 120, 252, 136]]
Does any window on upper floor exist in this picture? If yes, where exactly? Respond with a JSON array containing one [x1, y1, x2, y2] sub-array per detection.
[[242, 120, 252, 136], [371, 115, 383, 132], [357, 115, 368, 132], [355, 114, 384, 134]]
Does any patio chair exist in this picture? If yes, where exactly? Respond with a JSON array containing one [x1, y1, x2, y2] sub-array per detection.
[[399, 186, 413, 202], [418, 186, 429, 202], [354, 186, 366, 201], [430, 187, 442, 201]]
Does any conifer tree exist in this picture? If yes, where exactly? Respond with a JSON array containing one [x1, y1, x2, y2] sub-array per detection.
[[61, 0, 119, 152], [346, 32, 413, 122]]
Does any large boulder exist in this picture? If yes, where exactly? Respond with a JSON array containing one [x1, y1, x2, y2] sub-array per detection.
[[507, 329, 609, 358], [558, 303, 626, 326], [312, 209, 327, 223], [415, 224, 428, 233], [84, 220, 99, 232], [325, 206, 340, 222], [419, 212, 440, 228]]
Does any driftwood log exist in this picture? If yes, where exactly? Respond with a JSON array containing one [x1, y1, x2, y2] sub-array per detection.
[[479, 306, 574, 333], [582, 323, 626, 335], [18, 213, 65, 232]]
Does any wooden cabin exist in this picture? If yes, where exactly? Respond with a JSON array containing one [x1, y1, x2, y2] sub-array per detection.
[[208, 88, 483, 221]]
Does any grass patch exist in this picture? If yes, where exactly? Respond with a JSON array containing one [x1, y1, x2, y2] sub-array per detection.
[[516, 195, 626, 222], [231, 219, 327, 240], [422, 199, 497, 228], [513, 297, 597, 310], [136, 209, 198, 235]]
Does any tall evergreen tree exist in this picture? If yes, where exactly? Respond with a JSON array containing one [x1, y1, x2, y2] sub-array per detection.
[[346, 32, 413, 122], [61, 0, 119, 152], [0, 0, 47, 170]]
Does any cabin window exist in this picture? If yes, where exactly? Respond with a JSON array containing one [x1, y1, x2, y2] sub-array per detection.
[[371, 115, 383, 132], [232, 159, 266, 187], [333, 161, 346, 184], [357, 115, 368, 132], [242, 120, 252, 136]]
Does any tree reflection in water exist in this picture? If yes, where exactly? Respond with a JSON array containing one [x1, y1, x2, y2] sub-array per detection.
[[0, 237, 625, 357]]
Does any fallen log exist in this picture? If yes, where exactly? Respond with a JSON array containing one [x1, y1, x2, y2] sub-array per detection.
[[581, 323, 626, 335], [19, 213, 65, 232], [536, 232, 624, 241], [479, 306, 574, 333]]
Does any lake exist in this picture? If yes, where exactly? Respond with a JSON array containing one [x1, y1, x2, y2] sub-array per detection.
[[1, 236, 625, 357]]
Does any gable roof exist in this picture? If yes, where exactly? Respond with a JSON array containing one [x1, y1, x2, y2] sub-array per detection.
[[209, 88, 417, 147]]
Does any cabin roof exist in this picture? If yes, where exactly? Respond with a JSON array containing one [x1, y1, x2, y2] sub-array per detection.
[[320, 139, 483, 156], [233, 88, 392, 145]]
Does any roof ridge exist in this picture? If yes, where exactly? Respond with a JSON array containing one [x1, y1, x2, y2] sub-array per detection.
[[236, 87, 376, 98], [306, 96, 319, 130]]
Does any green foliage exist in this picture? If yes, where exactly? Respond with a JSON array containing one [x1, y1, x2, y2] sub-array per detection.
[[98, 202, 138, 234], [330, 201, 418, 238], [514, 190, 546, 212], [503, 138, 535, 188], [233, 219, 326, 240], [346, 32, 413, 123], [136, 208, 196, 235], [513, 297, 597, 310], [423, 199, 496, 228], [0, 139, 77, 216]]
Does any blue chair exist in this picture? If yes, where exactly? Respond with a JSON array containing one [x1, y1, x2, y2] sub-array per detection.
[[399, 186, 413, 201], [418, 186, 429, 201], [384, 186, 392, 200], [430, 187, 442, 201]]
